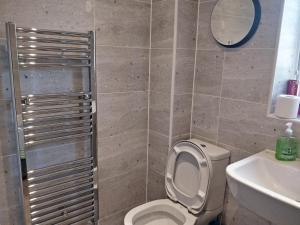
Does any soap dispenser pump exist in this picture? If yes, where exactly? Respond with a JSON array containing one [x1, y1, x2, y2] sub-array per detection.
[[275, 122, 299, 161]]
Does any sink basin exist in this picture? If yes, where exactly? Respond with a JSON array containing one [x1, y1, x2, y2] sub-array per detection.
[[226, 150, 300, 225]]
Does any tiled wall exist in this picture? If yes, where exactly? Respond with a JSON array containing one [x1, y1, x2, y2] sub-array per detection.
[[96, 1, 150, 223], [147, 0, 198, 201], [190, 0, 300, 224], [0, 0, 150, 224], [0, 1, 94, 223], [0, 0, 298, 225]]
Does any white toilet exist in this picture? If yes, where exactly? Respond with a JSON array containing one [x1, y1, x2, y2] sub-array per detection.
[[124, 139, 230, 225]]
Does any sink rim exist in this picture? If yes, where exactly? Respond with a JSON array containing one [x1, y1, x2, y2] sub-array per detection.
[[226, 149, 300, 210]]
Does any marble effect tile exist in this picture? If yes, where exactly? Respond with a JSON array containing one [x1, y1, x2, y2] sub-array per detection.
[[177, 0, 198, 49], [98, 130, 147, 181], [98, 207, 130, 225], [0, 40, 12, 100], [0, 155, 23, 211], [147, 169, 166, 201], [98, 166, 146, 218], [98, 129, 147, 159], [0, 100, 17, 157], [149, 91, 171, 136], [0, 205, 24, 225], [194, 50, 224, 96], [151, 0, 175, 48], [0, 0, 94, 38], [172, 94, 192, 137], [150, 49, 173, 93], [96, 47, 149, 93], [148, 130, 169, 176], [242, 0, 283, 49], [26, 139, 91, 170], [97, 92, 148, 138], [95, 0, 150, 47], [221, 49, 275, 104], [192, 94, 220, 141], [197, 0, 220, 50], [174, 49, 195, 95]]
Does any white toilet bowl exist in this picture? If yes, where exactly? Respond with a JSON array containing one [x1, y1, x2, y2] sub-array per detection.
[[124, 199, 197, 225], [124, 139, 230, 225]]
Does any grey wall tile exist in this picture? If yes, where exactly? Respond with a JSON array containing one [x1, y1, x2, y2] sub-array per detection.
[[192, 94, 220, 141], [151, 0, 175, 48], [0, 100, 17, 157], [0, 205, 24, 225], [218, 118, 277, 154], [177, 0, 198, 49], [219, 98, 282, 137], [0, 0, 94, 38], [149, 91, 171, 136], [98, 130, 147, 181], [150, 49, 173, 93], [191, 133, 217, 144], [148, 130, 169, 176], [217, 143, 243, 163], [99, 166, 146, 218], [242, 0, 283, 49], [174, 49, 195, 94], [26, 140, 91, 170], [172, 94, 192, 137], [0, 155, 22, 211], [218, 98, 281, 154], [197, 0, 220, 50], [221, 49, 275, 104], [0, 40, 12, 100], [171, 133, 190, 145], [19, 67, 89, 96], [194, 50, 224, 96], [97, 92, 148, 138], [95, 0, 150, 47], [98, 207, 130, 225], [147, 169, 167, 201], [97, 47, 149, 93], [98, 129, 147, 159]]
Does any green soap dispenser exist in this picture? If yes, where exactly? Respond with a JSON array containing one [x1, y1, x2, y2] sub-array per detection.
[[275, 122, 299, 161]]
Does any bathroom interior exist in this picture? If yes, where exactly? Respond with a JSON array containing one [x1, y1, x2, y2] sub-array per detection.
[[0, 0, 300, 225]]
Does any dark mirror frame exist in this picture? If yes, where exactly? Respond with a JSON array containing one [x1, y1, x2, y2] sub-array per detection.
[[211, 0, 261, 48]]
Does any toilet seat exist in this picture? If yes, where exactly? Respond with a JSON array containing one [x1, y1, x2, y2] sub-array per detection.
[[123, 139, 228, 225], [165, 141, 212, 214], [124, 199, 197, 225]]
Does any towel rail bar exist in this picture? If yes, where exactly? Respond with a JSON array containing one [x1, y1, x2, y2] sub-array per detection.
[[16, 27, 90, 38], [17, 36, 90, 45], [25, 132, 92, 146]]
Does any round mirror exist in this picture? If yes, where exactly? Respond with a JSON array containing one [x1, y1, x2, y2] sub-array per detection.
[[211, 0, 261, 47]]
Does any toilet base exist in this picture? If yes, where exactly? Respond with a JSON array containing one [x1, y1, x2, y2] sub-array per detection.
[[195, 207, 223, 225]]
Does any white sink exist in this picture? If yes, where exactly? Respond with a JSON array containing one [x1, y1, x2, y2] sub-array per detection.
[[226, 150, 300, 225]]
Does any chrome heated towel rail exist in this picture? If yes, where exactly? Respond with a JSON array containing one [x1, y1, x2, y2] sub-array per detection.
[[6, 22, 98, 225]]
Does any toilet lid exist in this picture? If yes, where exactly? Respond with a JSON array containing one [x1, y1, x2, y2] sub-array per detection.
[[165, 141, 211, 214]]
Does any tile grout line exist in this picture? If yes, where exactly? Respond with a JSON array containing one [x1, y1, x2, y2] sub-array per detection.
[[168, 0, 179, 148], [189, 0, 201, 139], [192, 92, 269, 106], [97, 90, 147, 95], [145, 0, 153, 203], [96, 44, 150, 50], [216, 49, 226, 145]]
